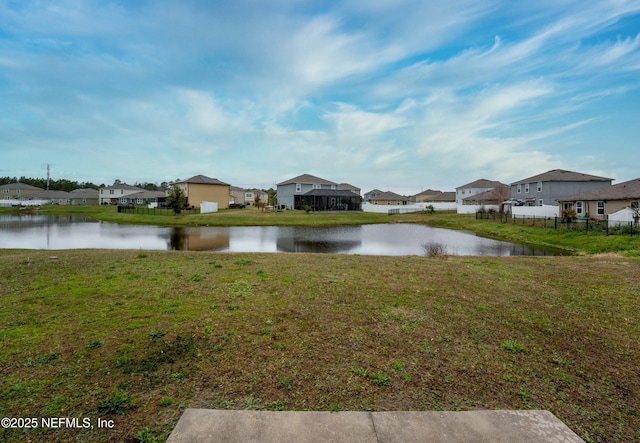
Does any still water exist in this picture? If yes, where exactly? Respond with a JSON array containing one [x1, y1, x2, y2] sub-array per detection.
[[0, 215, 563, 256]]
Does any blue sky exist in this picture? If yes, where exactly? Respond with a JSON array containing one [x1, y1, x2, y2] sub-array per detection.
[[1, 0, 639, 194]]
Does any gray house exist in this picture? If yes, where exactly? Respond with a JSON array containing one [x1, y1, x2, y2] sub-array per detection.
[[276, 174, 361, 210], [511, 169, 613, 207]]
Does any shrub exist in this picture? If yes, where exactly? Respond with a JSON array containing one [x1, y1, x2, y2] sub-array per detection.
[[304, 205, 312, 213], [561, 209, 577, 222], [98, 390, 132, 414]]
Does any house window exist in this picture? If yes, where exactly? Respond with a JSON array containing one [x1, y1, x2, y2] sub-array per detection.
[[136, 198, 144, 204], [516, 184, 521, 194], [564, 203, 573, 210], [121, 190, 124, 195], [524, 183, 529, 193], [120, 198, 127, 204], [576, 201, 583, 214], [295, 183, 301, 193], [313, 184, 321, 190], [597, 201, 604, 215], [82, 199, 86, 204], [16, 189, 20, 194], [538, 199, 543, 206], [331, 185, 336, 190], [537, 182, 542, 192], [110, 190, 114, 195]]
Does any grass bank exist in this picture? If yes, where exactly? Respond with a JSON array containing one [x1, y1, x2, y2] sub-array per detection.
[[399, 212, 640, 256], [1, 250, 638, 442], [2, 205, 393, 227]]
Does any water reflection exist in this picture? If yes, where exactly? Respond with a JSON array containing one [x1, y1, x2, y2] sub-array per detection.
[[0, 215, 565, 256]]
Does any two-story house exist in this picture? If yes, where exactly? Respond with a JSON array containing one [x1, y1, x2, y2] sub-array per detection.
[[456, 179, 507, 206], [1, 183, 43, 200], [99, 183, 145, 205], [276, 174, 361, 211], [511, 169, 612, 207], [173, 175, 231, 210]]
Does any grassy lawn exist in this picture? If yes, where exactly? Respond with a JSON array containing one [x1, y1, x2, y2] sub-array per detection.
[[1, 250, 638, 442]]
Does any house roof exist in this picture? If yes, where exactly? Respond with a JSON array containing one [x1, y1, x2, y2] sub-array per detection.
[[70, 188, 99, 196], [229, 186, 244, 192], [511, 169, 613, 185], [372, 191, 408, 200], [427, 191, 456, 202], [277, 174, 337, 186], [127, 190, 167, 199], [364, 189, 383, 196], [101, 183, 145, 191], [0, 182, 43, 191], [414, 189, 441, 197], [175, 175, 230, 186], [462, 185, 510, 203], [30, 190, 70, 199], [456, 179, 505, 190], [559, 178, 640, 202], [338, 183, 360, 192]]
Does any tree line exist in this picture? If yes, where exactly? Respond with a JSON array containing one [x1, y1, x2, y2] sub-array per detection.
[[0, 177, 164, 192]]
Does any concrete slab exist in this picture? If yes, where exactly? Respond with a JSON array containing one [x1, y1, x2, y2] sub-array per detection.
[[372, 410, 585, 443], [167, 409, 585, 443], [166, 410, 378, 443]]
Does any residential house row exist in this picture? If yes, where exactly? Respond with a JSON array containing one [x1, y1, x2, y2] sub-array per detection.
[[3, 168, 640, 219]]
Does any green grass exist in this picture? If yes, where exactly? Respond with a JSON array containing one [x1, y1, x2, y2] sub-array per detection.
[[1, 249, 638, 442]]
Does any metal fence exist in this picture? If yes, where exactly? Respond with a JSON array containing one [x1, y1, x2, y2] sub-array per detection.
[[117, 206, 200, 216], [476, 211, 637, 236]]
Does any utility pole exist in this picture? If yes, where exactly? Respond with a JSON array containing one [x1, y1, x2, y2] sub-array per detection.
[[46, 163, 50, 190]]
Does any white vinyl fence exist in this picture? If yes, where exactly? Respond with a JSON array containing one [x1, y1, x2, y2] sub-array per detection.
[[511, 205, 559, 218], [0, 199, 49, 207], [363, 202, 456, 214]]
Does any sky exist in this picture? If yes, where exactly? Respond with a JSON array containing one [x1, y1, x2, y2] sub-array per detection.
[[1, 1, 639, 194]]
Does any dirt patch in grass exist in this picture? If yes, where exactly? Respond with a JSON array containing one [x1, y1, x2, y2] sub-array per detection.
[[1, 250, 638, 442]]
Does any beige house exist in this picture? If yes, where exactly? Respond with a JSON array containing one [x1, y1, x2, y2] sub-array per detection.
[[229, 186, 246, 206], [413, 189, 442, 202], [174, 175, 231, 209], [1, 182, 43, 200], [244, 189, 268, 206], [558, 178, 640, 219], [367, 191, 410, 205]]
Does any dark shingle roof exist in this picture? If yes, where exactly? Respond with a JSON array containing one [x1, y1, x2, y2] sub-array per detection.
[[559, 178, 640, 202], [101, 183, 145, 191], [427, 191, 456, 202], [457, 179, 505, 189], [30, 190, 70, 199], [373, 191, 408, 200], [176, 175, 230, 186], [511, 169, 612, 185], [277, 174, 337, 186], [0, 182, 43, 191], [127, 190, 167, 200]]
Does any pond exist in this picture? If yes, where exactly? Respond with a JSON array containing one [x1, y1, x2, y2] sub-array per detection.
[[0, 215, 565, 256]]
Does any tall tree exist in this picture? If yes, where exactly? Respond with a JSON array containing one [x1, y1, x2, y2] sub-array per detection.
[[165, 185, 186, 215]]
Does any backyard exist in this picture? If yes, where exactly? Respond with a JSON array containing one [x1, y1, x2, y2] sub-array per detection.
[[0, 249, 638, 442]]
